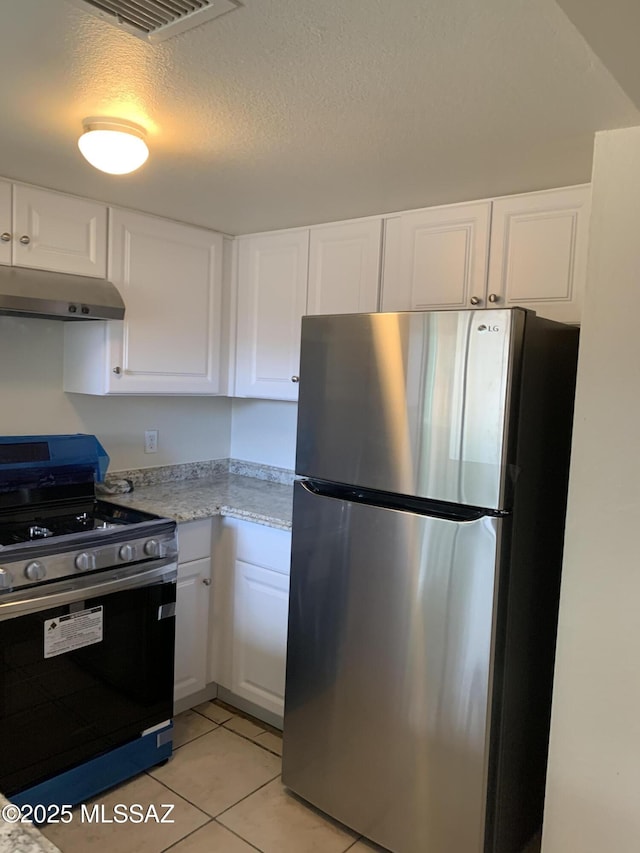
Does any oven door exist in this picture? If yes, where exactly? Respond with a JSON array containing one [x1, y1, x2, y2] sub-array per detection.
[[0, 560, 176, 796]]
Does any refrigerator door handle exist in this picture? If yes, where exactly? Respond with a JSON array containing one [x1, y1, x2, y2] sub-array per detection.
[[299, 478, 502, 522]]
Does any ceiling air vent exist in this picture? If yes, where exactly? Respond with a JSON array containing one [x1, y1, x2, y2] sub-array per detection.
[[70, 0, 242, 43]]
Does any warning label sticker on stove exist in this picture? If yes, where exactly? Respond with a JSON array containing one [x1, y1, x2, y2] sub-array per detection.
[[44, 606, 103, 659]]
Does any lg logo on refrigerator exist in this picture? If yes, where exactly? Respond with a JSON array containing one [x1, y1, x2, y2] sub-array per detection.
[[477, 324, 500, 333]]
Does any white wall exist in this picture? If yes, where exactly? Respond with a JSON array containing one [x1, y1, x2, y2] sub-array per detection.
[[0, 316, 232, 471], [543, 125, 640, 852], [231, 400, 297, 469]]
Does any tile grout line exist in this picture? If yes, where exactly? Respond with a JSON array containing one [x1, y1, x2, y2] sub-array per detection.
[[147, 757, 281, 823], [184, 705, 283, 755], [219, 720, 283, 756], [158, 816, 214, 853], [212, 817, 265, 852], [191, 706, 234, 725], [174, 711, 282, 757], [172, 721, 221, 751], [191, 700, 283, 738], [215, 774, 362, 853], [143, 773, 216, 823], [150, 707, 283, 850], [214, 771, 282, 821]]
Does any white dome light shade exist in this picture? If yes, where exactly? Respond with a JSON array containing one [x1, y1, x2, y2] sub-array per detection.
[[78, 118, 149, 175]]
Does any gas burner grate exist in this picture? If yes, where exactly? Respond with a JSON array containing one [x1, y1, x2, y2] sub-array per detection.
[[0, 508, 124, 546]]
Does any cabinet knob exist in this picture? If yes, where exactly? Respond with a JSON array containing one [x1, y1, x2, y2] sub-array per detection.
[[488, 293, 499, 303], [0, 232, 10, 242], [19, 235, 30, 245], [202, 578, 211, 586], [112, 366, 121, 375], [291, 375, 299, 383], [470, 296, 482, 306]]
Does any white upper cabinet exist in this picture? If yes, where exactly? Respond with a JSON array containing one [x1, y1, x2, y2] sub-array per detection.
[[0, 180, 10, 266], [382, 202, 491, 311], [12, 185, 107, 277], [381, 187, 589, 323], [235, 219, 383, 401], [235, 230, 309, 401], [487, 186, 590, 323], [307, 220, 381, 315], [64, 209, 224, 395]]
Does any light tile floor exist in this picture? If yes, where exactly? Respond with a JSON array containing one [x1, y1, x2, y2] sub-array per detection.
[[42, 701, 386, 853], [42, 700, 542, 853]]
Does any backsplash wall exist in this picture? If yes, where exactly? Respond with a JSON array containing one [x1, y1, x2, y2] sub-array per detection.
[[231, 399, 298, 470], [0, 316, 232, 470]]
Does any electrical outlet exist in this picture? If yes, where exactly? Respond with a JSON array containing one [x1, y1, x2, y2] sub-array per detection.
[[144, 429, 158, 454]]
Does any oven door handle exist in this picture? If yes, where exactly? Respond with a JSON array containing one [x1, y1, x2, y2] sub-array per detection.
[[0, 559, 177, 621]]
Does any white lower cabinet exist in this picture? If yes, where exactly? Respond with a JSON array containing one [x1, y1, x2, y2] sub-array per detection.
[[211, 518, 291, 722], [173, 515, 292, 723], [232, 559, 289, 716], [174, 519, 213, 704]]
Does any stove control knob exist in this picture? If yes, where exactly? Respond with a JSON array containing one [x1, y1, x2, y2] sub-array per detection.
[[25, 561, 46, 582], [144, 539, 161, 558], [0, 568, 14, 590], [75, 552, 96, 571], [119, 544, 135, 562]]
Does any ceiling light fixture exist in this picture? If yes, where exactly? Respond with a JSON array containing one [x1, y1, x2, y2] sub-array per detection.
[[78, 118, 149, 175]]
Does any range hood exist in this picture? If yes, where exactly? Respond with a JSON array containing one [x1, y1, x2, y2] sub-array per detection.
[[0, 266, 125, 321]]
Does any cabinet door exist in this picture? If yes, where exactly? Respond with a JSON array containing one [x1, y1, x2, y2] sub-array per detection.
[[13, 185, 107, 277], [174, 557, 211, 703], [487, 186, 590, 324], [232, 560, 290, 717], [382, 202, 491, 311], [235, 230, 309, 400], [0, 181, 10, 266], [307, 220, 381, 315], [108, 209, 223, 394]]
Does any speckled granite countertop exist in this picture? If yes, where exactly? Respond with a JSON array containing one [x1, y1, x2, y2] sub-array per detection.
[[106, 471, 294, 530], [0, 796, 61, 853]]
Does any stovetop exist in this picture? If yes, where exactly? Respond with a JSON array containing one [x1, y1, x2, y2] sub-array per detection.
[[0, 499, 177, 595], [0, 500, 152, 547], [0, 435, 177, 596]]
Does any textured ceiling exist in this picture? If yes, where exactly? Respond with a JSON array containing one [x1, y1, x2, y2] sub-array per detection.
[[0, 0, 637, 235], [556, 0, 640, 110]]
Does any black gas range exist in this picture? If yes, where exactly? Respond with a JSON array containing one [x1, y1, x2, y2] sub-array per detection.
[[0, 434, 177, 812]]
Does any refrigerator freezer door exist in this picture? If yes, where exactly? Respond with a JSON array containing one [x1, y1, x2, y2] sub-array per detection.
[[282, 481, 502, 853], [295, 308, 525, 511]]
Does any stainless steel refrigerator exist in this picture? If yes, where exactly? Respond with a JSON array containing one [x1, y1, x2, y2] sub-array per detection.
[[282, 308, 578, 853]]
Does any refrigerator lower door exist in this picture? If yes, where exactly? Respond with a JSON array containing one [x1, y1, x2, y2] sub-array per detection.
[[283, 481, 503, 853]]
